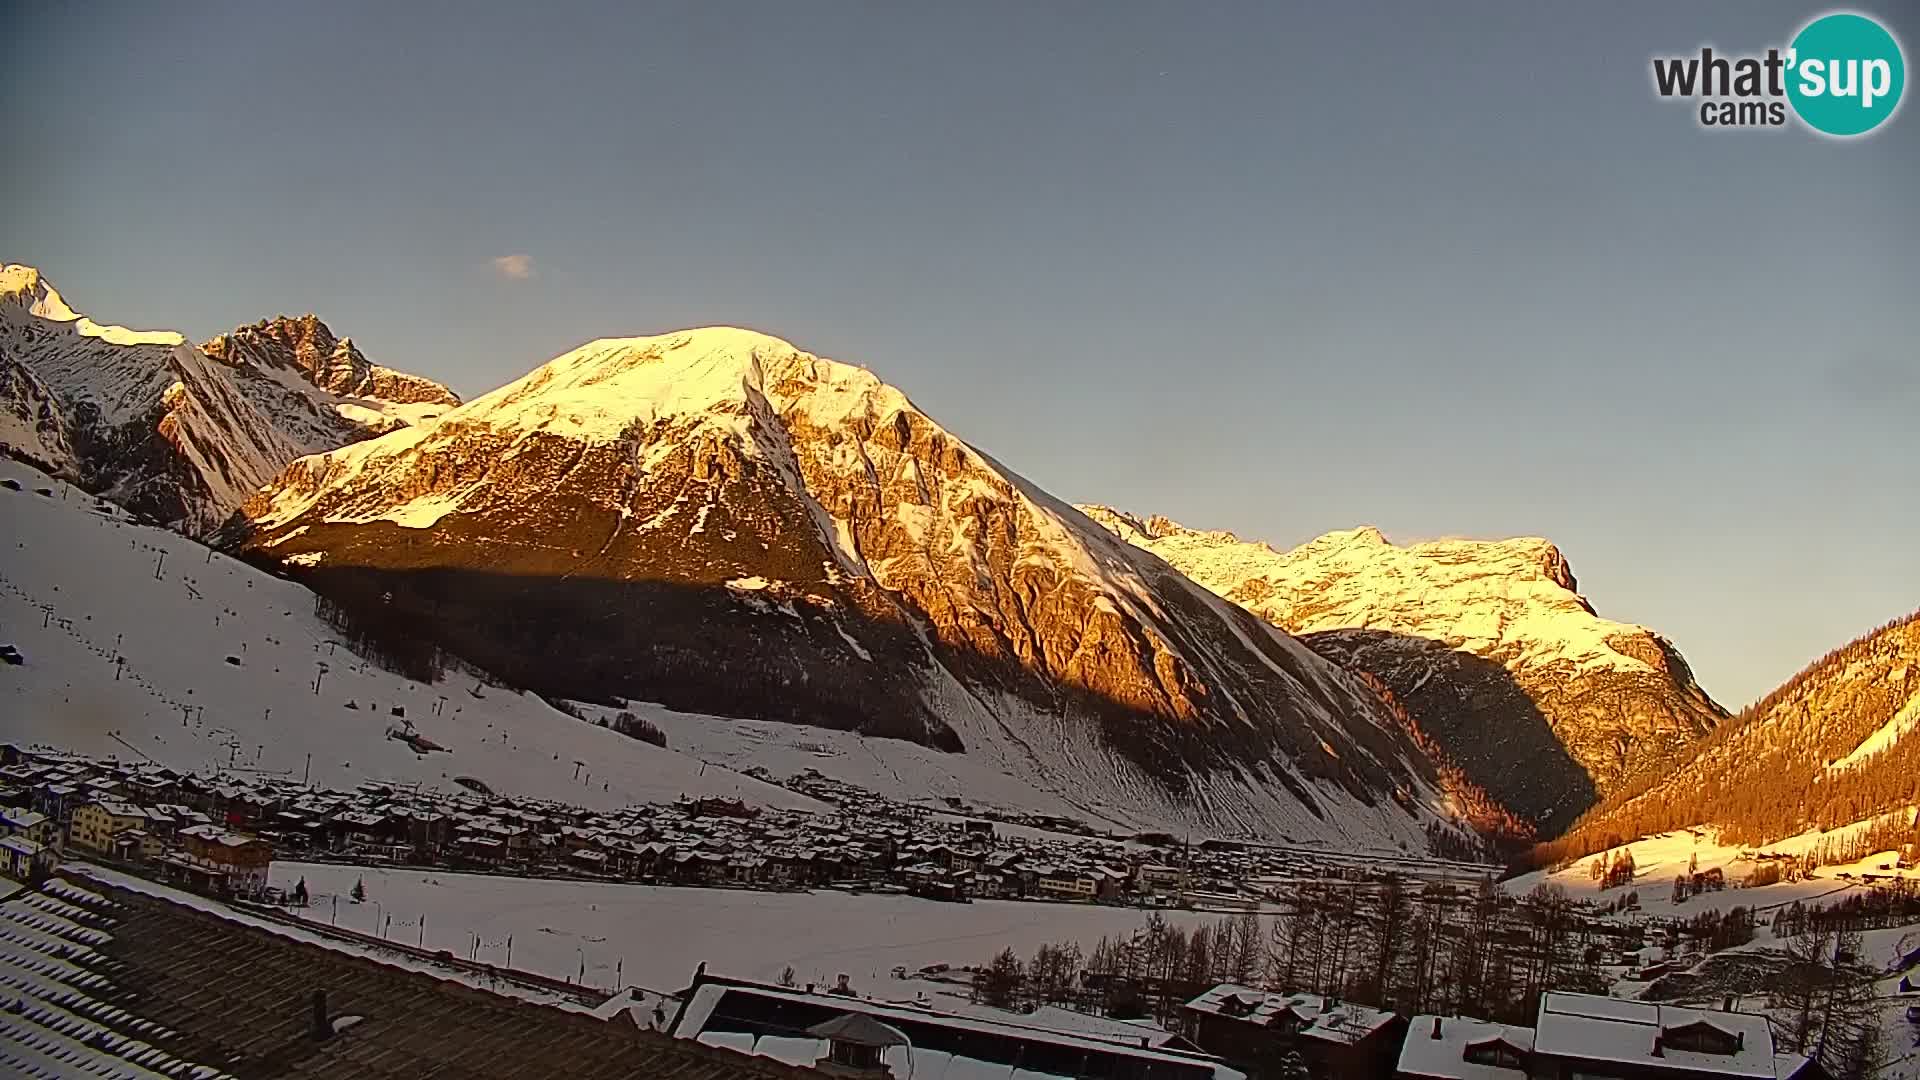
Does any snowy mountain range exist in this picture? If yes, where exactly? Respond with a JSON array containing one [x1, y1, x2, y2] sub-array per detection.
[[0, 457, 823, 813], [2, 263, 1751, 849], [0, 266, 456, 535], [223, 326, 1486, 845], [1076, 508, 1725, 831]]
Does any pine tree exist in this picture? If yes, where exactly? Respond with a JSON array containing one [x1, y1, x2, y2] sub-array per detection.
[[1229, 910, 1263, 986], [1814, 930, 1884, 1080], [982, 947, 1025, 1009]]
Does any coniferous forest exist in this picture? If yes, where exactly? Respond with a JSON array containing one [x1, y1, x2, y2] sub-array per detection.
[[1528, 610, 1920, 871]]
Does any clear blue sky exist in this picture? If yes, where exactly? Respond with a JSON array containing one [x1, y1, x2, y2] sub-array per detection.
[[4, 2, 1914, 708]]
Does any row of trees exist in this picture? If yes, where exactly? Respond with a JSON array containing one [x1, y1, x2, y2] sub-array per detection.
[[978, 911, 1271, 1023], [971, 885, 1894, 1080], [1266, 879, 1616, 1025], [1346, 667, 1536, 857], [1590, 848, 1637, 889], [313, 591, 449, 683], [1770, 880, 1920, 939], [977, 878, 1629, 1028]]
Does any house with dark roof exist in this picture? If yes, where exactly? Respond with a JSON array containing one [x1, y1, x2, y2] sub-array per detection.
[[1181, 984, 1404, 1080], [672, 972, 1246, 1079], [0, 866, 822, 1078]]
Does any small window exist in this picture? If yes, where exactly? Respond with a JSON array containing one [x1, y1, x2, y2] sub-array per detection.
[[828, 1040, 881, 1068], [1663, 1023, 1740, 1055], [1464, 1041, 1527, 1069]]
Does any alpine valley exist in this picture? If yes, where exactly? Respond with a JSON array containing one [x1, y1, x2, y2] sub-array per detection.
[[11, 262, 1881, 862], [1075, 510, 1726, 832]]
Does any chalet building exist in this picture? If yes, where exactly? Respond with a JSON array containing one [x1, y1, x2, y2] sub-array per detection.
[[262, 810, 329, 854], [454, 834, 506, 867], [1035, 868, 1101, 901], [727, 854, 770, 885], [1529, 993, 1812, 1080], [0, 805, 52, 845], [331, 810, 394, 851], [568, 847, 611, 874], [139, 804, 185, 843], [1, 835, 52, 881], [71, 798, 151, 858], [121, 770, 179, 805], [1397, 1016, 1535, 1080], [1140, 863, 1186, 891], [671, 972, 1245, 1078], [170, 822, 274, 896], [32, 781, 80, 825], [1182, 984, 1403, 1080]]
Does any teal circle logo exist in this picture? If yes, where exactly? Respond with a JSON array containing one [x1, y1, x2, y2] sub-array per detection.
[[1787, 13, 1905, 136]]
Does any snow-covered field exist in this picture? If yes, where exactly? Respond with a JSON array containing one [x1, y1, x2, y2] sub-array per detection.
[[1509, 824, 1917, 921], [602, 700, 1125, 829], [1514, 828, 1920, 1078], [0, 460, 822, 814], [271, 861, 1208, 995]]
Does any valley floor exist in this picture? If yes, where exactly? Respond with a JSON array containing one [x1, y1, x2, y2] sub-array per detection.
[[1511, 823, 1920, 921], [268, 860, 1219, 995]]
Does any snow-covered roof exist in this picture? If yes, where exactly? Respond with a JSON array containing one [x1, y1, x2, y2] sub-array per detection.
[[1397, 1016, 1536, 1080], [86, 798, 148, 819], [1532, 993, 1777, 1079], [0, 806, 46, 825], [2, 866, 807, 1078], [1184, 984, 1397, 1044], [937, 1002, 1187, 1049], [675, 980, 1244, 1078]]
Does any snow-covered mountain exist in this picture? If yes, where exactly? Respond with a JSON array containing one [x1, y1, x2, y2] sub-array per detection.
[[0, 265, 456, 534], [0, 457, 823, 813], [1550, 608, 1920, 856], [202, 314, 458, 445], [1077, 508, 1725, 832], [228, 327, 1484, 847]]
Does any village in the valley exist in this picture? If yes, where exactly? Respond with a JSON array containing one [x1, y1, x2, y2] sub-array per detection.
[[4, 739, 1918, 1080]]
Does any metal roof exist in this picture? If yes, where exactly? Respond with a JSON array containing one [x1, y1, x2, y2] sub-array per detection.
[[0, 871, 818, 1079]]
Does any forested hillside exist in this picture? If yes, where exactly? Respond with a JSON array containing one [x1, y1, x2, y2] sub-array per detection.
[[1532, 609, 1920, 869]]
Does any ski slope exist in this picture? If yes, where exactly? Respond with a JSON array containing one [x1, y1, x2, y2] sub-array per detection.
[[0, 460, 822, 813]]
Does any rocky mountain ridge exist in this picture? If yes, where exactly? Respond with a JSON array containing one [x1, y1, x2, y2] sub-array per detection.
[[1077, 506, 1725, 832], [1544, 608, 1920, 857], [202, 314, 460, 437], [228, 326, 1486, 847], [0, 265, 454, 534]]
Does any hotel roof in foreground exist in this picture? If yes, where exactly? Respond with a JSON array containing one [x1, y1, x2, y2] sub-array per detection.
[[0, 865, 812, 1079]]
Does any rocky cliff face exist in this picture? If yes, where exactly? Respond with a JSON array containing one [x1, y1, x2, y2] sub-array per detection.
[[0, 349, 73, 471], [0, 265, 304, 532], [230, 327, 1476, 846], [0, 266, 454, 534], [203, 314, 460, 434], [1078, 507, 1725, 833]]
